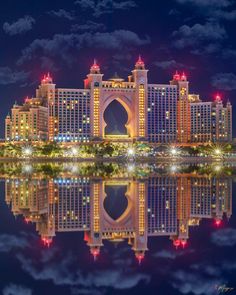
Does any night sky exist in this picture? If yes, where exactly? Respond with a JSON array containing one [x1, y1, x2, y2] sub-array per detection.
[[0, 0, 236, 137]]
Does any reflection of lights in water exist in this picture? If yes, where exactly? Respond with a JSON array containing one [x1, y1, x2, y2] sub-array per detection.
[[127, 148, 135, 157], [215, 219, 222, 227], [22, 146, 33, 156], [127, 164, 135, 172], [214, 148, 222, 156], [170, 165, 178, 173], [214, 165, 222, 172], [71, 165, 79, 174], [22, 164, 33, 174], [170, 148, 177, 156]]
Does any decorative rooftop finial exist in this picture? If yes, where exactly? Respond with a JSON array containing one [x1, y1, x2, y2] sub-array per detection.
[[173, 70, 180, 81], [90, 58, 100, 74], [41, 72, 53, 84], [215, 93, 221, 102], [135, 55, 145, 70], [135, 251, 145, 265], [181, 72, 187, 81]]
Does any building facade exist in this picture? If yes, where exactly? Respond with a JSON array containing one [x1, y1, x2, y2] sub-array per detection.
[[190, 94, 232, 143], [5, 58, 233, 144], [5, 98, 48, 141]]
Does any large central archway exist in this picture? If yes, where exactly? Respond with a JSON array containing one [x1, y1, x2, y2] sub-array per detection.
[[103, 100, 129, 137], [101, 95, 134, 139]]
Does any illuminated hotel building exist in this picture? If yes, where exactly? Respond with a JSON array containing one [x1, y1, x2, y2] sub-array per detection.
[[212, 95, 232, 142], [5, 174, 232, 260], [147, 85, 177, 143], [5, 99, 48, 141], [190, 96, 212, 143], [5, 58, 232, 144]]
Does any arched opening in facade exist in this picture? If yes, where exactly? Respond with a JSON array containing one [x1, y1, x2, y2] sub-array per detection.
[[103, 185, 128, 221], [103, 100, 129, 138]]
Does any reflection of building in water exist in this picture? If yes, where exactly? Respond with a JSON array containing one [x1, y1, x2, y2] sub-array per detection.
[[5, 175, 232, 261]]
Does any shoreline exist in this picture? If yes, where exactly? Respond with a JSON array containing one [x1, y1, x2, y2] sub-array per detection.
[[0, 156, 234, 163]]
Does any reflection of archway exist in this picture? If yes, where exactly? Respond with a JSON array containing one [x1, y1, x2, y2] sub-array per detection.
[[102, 182, 133, 226], [103, 185, 128, 221], [104, 100, 128, 136], [101, 95, 134, 138]]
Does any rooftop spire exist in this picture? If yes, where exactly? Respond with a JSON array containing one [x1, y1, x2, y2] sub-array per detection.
[[90, 58, 100, 74], [135, 55, 145, 70], [173, 70, 180, 81], [41, 72, 53, 84]]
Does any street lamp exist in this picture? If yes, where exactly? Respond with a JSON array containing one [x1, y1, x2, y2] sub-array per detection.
[[22, 146, 33, 157], [214, 148, 222, 157], [127, 147, 135, 157], [71, 147, 78, 157]]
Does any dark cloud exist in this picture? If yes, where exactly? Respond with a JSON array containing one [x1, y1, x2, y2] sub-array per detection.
[[222, 49, 236, 59], [71, 288, 105, 295], [154, 59, 195, 70], [3, 16, 35, 36], [0, 233, 29, 253], [211, 228, 236, 246], [2, 284, 32, 295], [71, 21, 106, 32], [153, 250, 179, 259], [173, 22, 227, 49], [18, 30, 150, 67], [172, 270, 223, 295], [16, 247, 150, 291], [0, 67, 29, 85], [175, 0, 236, 20], [74, 0, 137, 17], [175, 0, 231, 8], [48, 9, 75, 20]]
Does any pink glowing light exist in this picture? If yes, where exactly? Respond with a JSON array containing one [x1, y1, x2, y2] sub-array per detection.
[[173, 239, 181, 248], [215, 219, 222, 227], [173, 71, 180, 81]]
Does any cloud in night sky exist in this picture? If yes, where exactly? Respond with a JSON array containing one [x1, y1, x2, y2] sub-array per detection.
[[154, 59, 195, 70], [211, 228, 236, 246], [171, 258, 236, 295], [175, 0, 236, 21], [172, 270, 223, 295], [71, 21, 106, 32], [0, 67, 29, 85], [16, 248, 150, 291], [173, 22, 227, 49], [3, 16, 35, 36], [18, 30, 150, 67], [176, 0, 231, 8], [74, 0, 137, 17], [0, 233, 29, 251], [2, 284, 32, 295], [48, 9, 75, 20]]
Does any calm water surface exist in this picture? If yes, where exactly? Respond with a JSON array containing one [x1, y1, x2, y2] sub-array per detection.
[[0, 162, 236, 295]]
